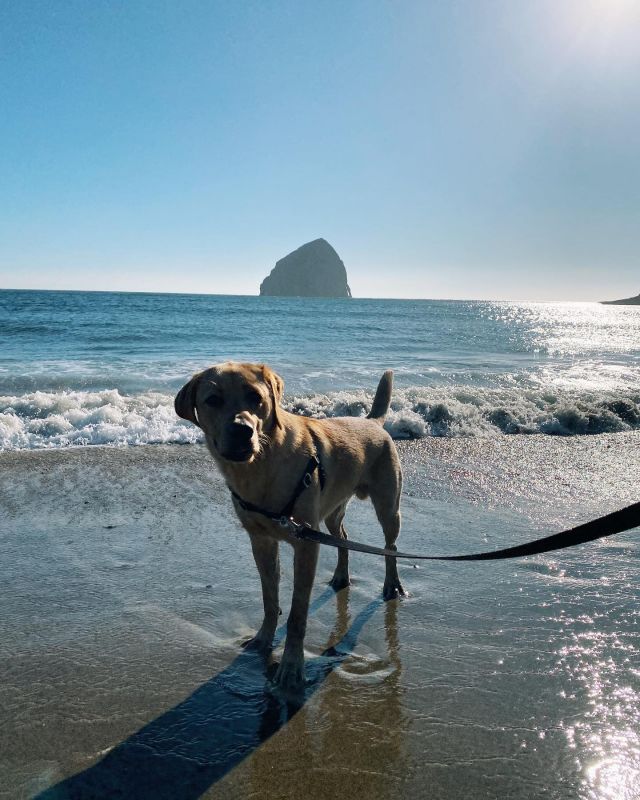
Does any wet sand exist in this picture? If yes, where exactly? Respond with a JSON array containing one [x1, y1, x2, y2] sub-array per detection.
[[1, 436, 639, 799]]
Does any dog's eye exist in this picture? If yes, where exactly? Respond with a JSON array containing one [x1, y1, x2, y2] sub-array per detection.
[[205, 394, 223, 408], [246, 389, 262, 407]]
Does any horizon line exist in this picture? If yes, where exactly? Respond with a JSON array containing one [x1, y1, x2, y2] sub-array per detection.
[[0, 286, 619, 304]]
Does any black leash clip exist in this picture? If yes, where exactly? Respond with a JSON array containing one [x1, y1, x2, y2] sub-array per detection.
[[279, 515, 305, 536], [291, 520, 308, 539]]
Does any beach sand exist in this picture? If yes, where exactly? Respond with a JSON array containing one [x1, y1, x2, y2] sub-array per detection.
[[1, 435, 639, 799]]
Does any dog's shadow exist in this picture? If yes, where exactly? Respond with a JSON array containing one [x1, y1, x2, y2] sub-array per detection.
[[37, 589, 389, 800]]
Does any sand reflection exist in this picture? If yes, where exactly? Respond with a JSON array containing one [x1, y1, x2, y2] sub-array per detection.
[[244, 593, 408, 800]]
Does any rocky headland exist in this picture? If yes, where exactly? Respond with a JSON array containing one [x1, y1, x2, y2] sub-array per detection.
[[259, 239, 352, 298]]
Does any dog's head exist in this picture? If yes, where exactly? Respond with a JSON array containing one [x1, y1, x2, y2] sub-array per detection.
[[174, 362, 284, 463]]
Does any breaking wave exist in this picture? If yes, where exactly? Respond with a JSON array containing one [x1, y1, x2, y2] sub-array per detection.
[[1, 385, 640, 451]]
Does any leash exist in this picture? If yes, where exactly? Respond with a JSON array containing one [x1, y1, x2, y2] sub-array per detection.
[[228, 452, 640, 561], [291, 500, 640, 560]]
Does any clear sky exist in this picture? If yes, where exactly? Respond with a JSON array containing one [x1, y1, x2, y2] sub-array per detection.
[[1, 0, 639, 300]]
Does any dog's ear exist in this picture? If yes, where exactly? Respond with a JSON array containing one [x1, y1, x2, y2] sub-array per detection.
[[174, 373, 202, 428], [262, 365, 284, 429]]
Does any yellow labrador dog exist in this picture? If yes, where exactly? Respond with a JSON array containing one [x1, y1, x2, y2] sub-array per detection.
[[175, 362, 404, 689]]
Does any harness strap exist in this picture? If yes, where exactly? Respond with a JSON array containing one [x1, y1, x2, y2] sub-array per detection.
[[281, 455, 323, 517], [229, 453, 324, 526]]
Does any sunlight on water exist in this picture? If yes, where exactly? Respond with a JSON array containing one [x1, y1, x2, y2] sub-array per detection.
[[481, 301, 640, 358], [551, 599, 640, 799]]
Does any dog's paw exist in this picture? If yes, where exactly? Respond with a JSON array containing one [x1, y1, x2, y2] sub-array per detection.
[[273, 652, 305, 691], [328, 573, 351, 592], [242, 629, 274, 654], [383, 578, 407, 601]]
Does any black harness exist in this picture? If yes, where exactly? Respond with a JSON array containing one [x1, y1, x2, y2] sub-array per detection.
[[230, 453, 326, 528]]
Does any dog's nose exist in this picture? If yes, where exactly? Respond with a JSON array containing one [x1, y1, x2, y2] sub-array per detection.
[[228, 418, 254, 443]]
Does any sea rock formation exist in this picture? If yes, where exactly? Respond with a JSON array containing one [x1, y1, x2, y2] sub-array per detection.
[[601, 293, 640, 305], [259, 239, 352, 298]]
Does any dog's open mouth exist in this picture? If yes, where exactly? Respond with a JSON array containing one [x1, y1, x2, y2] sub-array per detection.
[[223, 447, 255, 463]]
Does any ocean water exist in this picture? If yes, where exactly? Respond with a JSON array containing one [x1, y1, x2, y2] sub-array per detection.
[[1, 289, 640, 450], [1, 289, 639, 798]]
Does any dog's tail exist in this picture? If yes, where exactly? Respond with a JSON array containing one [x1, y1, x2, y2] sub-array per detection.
[[367, 370, 393, 424]]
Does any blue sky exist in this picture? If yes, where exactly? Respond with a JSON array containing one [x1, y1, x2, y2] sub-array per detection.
[[1, 0, 639, 300]]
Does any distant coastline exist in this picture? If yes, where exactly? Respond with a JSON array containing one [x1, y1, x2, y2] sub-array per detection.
[[601, 292, 640, 305]]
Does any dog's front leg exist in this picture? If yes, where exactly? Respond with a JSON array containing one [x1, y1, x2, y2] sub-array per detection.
[[274, 539, 319, 690], [243, 532, 280, 653]]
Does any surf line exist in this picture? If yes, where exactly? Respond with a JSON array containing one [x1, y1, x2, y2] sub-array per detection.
[[287, 501, 640, 561]]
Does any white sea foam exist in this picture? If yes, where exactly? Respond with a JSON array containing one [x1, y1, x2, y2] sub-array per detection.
[[1, 385, 640, 451], [0, 390, 202, 450], [289, 386, 640, 438]]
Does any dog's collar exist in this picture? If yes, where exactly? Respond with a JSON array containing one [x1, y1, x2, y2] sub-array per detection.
[[229, 452, 325, 527]]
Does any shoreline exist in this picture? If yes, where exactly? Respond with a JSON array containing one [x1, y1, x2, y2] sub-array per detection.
[[3, 429, 639, 517]]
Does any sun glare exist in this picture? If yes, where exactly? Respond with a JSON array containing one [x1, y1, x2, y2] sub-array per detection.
[[580, 0, 639, 22], [566, 0, 640, 61]]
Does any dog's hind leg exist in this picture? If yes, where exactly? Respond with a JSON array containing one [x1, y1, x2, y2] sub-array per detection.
[[376, 505, 406, 600], [369, 450, 406, 601], [325, 503, 350, 591]]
